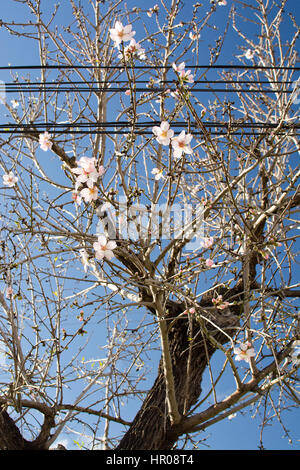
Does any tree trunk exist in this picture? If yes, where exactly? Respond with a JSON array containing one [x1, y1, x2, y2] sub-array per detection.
[[0, 406, 54, 450], [116, 298, 240, 450]]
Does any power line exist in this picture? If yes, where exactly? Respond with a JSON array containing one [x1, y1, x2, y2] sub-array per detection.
[[2, 81, 296, 95], [0, 130, 297, 137], [2, 86, 295, 94], [2, 80, 295, 86], [0, 64, 299, 71], [2, 80, 296, 88], [1, 76, 296, 96], [0, 121, 297, 129], [0, 121, 298, 136]]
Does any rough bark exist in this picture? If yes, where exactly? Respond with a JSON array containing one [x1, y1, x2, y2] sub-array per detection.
[[0, 406, 55, 450], [116, 295, 241, 450]]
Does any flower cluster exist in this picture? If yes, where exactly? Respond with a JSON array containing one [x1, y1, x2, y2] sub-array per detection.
[[119, 39, 146, 61], [212, 294, 229, 310], [71, 157, 105, 204], [183, 307, 196, 315], [152, 121, 193, 160], [234, 342, 255, 364]]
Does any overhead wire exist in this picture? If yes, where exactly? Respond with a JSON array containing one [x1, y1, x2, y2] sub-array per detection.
[[0, 64, 298, 136], [0, 121, 298, 136], [0, 64, 299, 70]]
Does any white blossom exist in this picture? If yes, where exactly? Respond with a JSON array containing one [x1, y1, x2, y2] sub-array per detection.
[[152, 121, 174, 146], [39, 132, 52, 151], [109, 21, 135, 47], [234, 342, 255, 363], [93, 235, 117, 261], [171, 130, 193, 158], [245, 49, 254, 60], [80, 180, 99, 203], [151, 168, 164, 180], [3, 171, 18, 187]]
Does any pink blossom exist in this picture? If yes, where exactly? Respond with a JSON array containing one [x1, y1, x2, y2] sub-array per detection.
[[3, 171, 18, 187], [93, 235, 117, 261], [78, 310, 84, 321], [269, 237, 282, 247], [218, 301, 229, 310], [125, 89, 131, 95], [109, 21, 135, 47], [73, 167, 99, 186], [6, 286, 13, 298], [261, 251, 269, 260], [39, 132, 52, 151], [97, 165, 105, 177], [212, 294, 229, 310], [234, 342, 255, 363], [72, 191, 82, 205], [80, 180, 99, 203], [172, 62, 186, 73], [152, 121, 174, 146], [183, 307, 195, 315], [72, 157, 104, 186], [179, 69, 194, 84], [121, 39, 146, 61], [172, 62, 194, 84], [205, 258, 215, 268], [77, 156, 97, 173], [171, 130, 193, 158]]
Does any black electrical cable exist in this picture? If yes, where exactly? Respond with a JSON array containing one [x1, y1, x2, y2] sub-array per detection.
[[2, 87, 295, 94], [0, 130, 297, 137], [0, 121, 298, 129], [0, 64, 299, 70], [0, 121, 298, 137], [2, 80, 295, 85]]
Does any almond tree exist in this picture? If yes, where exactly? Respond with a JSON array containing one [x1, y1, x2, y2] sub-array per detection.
[[0, 0, 299, 450]]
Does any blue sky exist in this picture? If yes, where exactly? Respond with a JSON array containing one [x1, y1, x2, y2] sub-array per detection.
[[0, 0, 299, 451]]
